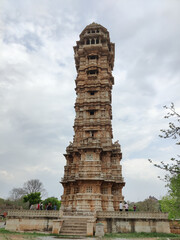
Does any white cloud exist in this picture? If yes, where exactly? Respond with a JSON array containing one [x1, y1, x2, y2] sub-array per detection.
[[122, 158, 163, 181], [0, 170, 14, 181]]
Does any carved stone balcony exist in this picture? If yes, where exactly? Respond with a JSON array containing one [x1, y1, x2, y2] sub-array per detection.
[[79, 137, 101, 149]]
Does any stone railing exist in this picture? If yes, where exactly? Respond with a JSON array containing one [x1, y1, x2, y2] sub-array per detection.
[[97, 211, 169, 220], [7, 210, 59, 218], [7, 210, 169, 220], [63, 211, 95, 217]]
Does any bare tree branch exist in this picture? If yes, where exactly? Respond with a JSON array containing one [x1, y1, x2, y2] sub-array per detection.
[[159, 103, 180, 145], [23, 179, 47, 197], [149, 103, 180, 177], [9, 179, 47, 200], [9, 188, 27, 201]]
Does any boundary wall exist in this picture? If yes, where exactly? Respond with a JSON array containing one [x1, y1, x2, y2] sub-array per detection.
[[5, 210, 171, 235]]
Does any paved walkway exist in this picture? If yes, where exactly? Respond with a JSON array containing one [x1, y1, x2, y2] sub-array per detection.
[[37, 237, 160, 240]]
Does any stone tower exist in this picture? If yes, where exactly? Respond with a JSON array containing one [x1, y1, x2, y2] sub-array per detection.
[[61, 23, 125, 212]]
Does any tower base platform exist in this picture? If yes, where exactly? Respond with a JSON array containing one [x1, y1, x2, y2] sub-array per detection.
[[5, 210, 171, 236]]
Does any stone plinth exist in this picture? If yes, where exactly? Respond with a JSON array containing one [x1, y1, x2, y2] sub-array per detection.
[[87, 219, 96, 236], [52, 220, 63, 234], [95, 223, 104, 237]]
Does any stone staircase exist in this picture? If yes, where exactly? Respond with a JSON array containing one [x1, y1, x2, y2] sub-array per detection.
[[60, 217, 88, 236]]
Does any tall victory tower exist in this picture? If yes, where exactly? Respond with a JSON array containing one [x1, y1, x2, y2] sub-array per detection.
[[61, 23, 125, 212]]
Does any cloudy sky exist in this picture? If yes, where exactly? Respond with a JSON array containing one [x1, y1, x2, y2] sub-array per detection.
[[0, 0, 180, 202]]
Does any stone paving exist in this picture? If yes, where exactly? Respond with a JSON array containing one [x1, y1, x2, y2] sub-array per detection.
[[37, 238, 160, 240], [27, 237, 165, 240]]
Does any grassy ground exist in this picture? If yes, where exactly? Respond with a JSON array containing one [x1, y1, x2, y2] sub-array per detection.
[[104, 232, 180, 239], [0, 228, 179, 239], [0, 229, 85, 239]]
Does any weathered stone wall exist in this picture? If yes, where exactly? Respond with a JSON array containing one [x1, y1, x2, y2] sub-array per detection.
[[5, 210, 171, 234], [96, 211, 170, 234], [6, 218, 54, 232], [5, 210, 59, 232], [99, 219, 170, 234]]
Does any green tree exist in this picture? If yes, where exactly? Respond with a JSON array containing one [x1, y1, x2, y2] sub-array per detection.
[[160, 174, 180, 219], [0, 197, 29, 210], [129, 196, 160, 212], [43, 197, 61, 210], [0, 198, 5, 205], [23, 192, 41, 208], [159, 195, 177, 219]]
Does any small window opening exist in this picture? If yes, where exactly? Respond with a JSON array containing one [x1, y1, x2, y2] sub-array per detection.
[[96, 38, 99, 44], [86, 39, 90, 45], [92, 30, 95, 33], [86, 186, 92, 193], [87, 70, 98, 75], [87, 30, 90, 34], [96, 29, 99, 33], [90, 111, 94, 115], [90, 92, 95, 95], [90, 131, 95, 137], [88, 55, 98, 60], [91, 39, 95, 44]]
